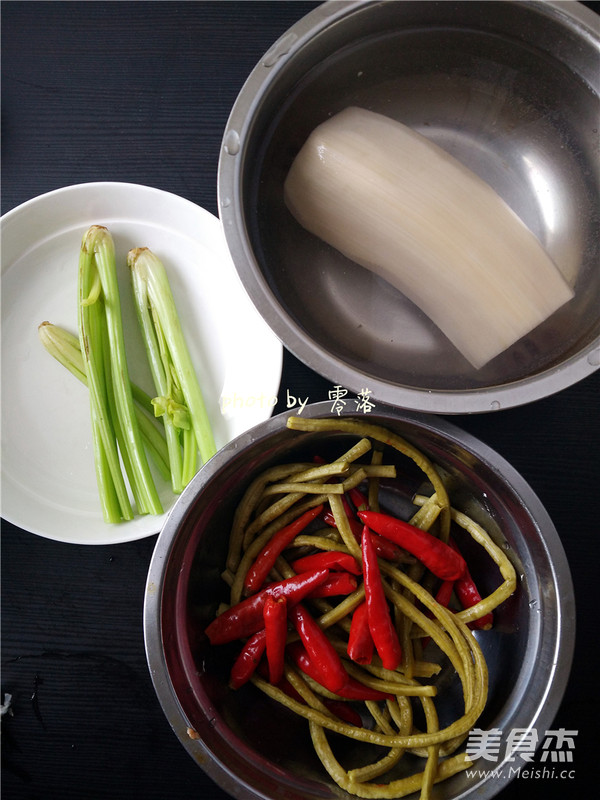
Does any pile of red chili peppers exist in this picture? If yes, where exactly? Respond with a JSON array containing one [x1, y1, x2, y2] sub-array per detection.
[[204, 485, 492, 704]]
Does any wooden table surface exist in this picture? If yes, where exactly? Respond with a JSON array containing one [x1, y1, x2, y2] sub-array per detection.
[[2, 2, 598, 799]]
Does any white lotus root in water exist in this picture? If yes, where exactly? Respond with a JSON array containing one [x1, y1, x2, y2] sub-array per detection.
[[284, 107, 574, 369]]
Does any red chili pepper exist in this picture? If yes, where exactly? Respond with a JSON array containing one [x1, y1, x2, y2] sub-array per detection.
[[435, 579, 455, 608], [361, 527, 402, 671], [341, 494, 358, 521], [335, 678, 393, 702], [422, 579, 455, 649], [341, 491, 400, 559], [348, 486, 369, 512], [205, 569, 330, 645], [307, 572, 358, 599], [322, 510, 404, 562], [256, 660, 304, 701], [358, 510, 466, 580], [244, 504, 324, 594], [256, 661, 363, 727], [322, 699, 363, 727], [323, 509, 363, 537], [288, 642, 392, 701], [448, 538, 494, 630], [288, 604, 348, 693], [291, 550, 361, 575], [229, 629, 267, 689], [347, 601, 374, 665], [263, 596, 288, 685], [276, 677, 304, 703]]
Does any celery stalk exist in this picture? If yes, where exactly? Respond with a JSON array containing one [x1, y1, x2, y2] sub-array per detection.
[[128, 263, 186, 494], [38, 321, 171, 481], [91, 411, 122, 524], [181, 427, 198, 488], [78, 226, 163, 519], [128, 247, 216, 483], [78, 237, 132, 523]]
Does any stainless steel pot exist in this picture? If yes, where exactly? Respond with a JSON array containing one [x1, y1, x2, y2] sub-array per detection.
[[218, 0, 600, 413], [144, 402, 574, 800]]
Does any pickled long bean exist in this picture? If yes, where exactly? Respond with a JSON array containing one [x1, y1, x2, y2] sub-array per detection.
[[205, 417, 516, 798]]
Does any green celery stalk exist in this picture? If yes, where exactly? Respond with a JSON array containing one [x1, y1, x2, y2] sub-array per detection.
[[78, 226, 163, 519], [128, 247, 216, 483], [78, 236, 132, 523], [38, 321, 170, 481], [181, 426, 198, 488], [128, 263, 186, 494]]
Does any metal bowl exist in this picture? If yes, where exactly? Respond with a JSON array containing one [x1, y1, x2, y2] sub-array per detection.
[[218, 0, 600, 413], [144, 402, 574, 800]]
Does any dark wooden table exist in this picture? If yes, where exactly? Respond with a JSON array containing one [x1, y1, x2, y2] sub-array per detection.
[[2, 2, 598, 798]]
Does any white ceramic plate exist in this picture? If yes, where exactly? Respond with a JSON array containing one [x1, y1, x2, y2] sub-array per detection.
[[1, 182, 283, 544]]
